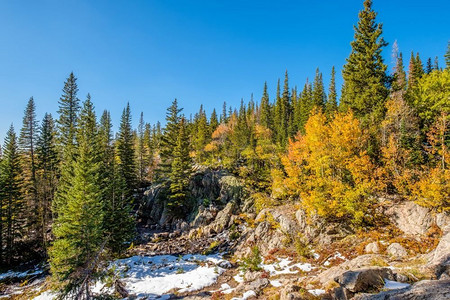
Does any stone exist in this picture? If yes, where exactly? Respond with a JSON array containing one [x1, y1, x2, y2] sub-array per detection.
[[245, 278, 270, 294], [353, 279, 450, 300], [334, 267, 395, 293], [386, 201, 433, 236], [280, 285, 304, 300], [244, 271, 264, 282], [365, 242, 379, 254], [386, 243, 408, 259]]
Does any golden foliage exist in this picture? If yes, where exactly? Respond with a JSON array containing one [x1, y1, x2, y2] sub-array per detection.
[[282, 110, 380, 225]]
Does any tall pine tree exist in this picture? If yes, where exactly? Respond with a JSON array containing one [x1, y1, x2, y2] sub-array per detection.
[[341, 0, 388, 122]]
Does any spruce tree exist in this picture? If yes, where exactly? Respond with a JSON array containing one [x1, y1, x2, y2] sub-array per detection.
[[445, 41, 450, 69], [57, 72, 80, 151], [434, 56, 440, 71], [280, 71, 291, 146], [49, 96, 104, 298], [19, 97, 39, 241], [117, 103, 137, 197], [99, 111, 134, 254], [220, 101, 227, 124], [210, 109, 219, 134], [325, 66, 338, 116], [137, 112, 146, 187], [159, 99, 182, 178], [426, 57, 433, 74], [312, 68, 326, 109], [194, 105, 209, 160], [0, 125, 24, 265], [341, 0, 388, 121], [36, 113, 59, 250], [259, 82, 272, 130], [168, 117, 191, 217]]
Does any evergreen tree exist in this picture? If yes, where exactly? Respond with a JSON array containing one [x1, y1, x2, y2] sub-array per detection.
[[0, 126, 24, 265], [49, 96, 104, 298], [392, 50, 407, 92], [445, 41, 450, 69], [259, 82, 272, 130], [117, 103, 137, 197], [434, 56, 440, 71], [341, 0, 388, 121], [159, 99, 182, 178], [54, 73, 80, 215], [99, 111, 134, 254], [426, 57, 433, 74], [210, 109, 219, 134], [19, 97, 39, 240], [312, 68, 326, 109], [220, 101, 227, 123], [168, 117, 191, 216], [325, 66, 338, 116], [36, 113, 59, 250], [194, 105, 209, 160], [137, 112, 147, 187], [57, 72, 80, 151]]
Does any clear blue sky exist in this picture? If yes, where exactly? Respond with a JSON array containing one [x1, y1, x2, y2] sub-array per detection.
[[0, 0, 448, 142]]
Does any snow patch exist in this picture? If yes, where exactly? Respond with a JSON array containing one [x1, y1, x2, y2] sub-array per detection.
[[232, 290, 257, 300], [308, 289, 326, 296], [270, 280, 282, 287], [384, 279, 410, 290], [0, 267, 44, 281], [261, 258, 313, 275], [93, 253, 227, 298]]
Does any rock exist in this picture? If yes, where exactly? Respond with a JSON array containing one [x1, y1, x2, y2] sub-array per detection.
[[191, 206, 216, 228], [386, 243, 408, 259], [316, 255, 388, 287], [280, 285, 304, 300], [436, 212, 450, 232], [246, 278, 270, 294], [244, 271, 264, 282], [179, 221, 190, 232], [211, 201, 236, 232], [426, 230, 450, 279], [334, 268, 395, 293], [353, 279, 450, 300], [325, 286, 354, 300], [386, 201, 433, 236], [365, 242, 379, 254]]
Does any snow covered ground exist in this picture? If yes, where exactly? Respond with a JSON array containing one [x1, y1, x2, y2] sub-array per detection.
[[94, 253, 228, 298], [30, 254, 228, 299]]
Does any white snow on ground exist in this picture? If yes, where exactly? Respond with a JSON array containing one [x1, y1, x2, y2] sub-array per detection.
[[261, 258, 314, 275], [231, 290, 257, 300], [324, 252, 346, 266], [33, 291, 56, 300], [0, 267, 43, 281], [270, 279, 282, 287], [93, 254, 227, 298], [308, 289, 326, 296], [384, 279, 410, 290], [233, 271, 244, 283]]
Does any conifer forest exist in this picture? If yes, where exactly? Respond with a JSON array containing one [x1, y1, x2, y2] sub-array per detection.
[[0, 1, 449, 299]]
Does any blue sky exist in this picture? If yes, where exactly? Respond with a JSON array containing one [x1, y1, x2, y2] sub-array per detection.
[[0, 0, 448, 142]]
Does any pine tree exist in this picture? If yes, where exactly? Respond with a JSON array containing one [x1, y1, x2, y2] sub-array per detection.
[[259, 82, 272, 130], [434, 56, 440, 71], [445, 41, 450, 69], [312, 68, 326, 109], [168, 117, 191, 217], [341, 0, 388, 121], [57, 72, 80, 151], [392, 50, 407, 92], [194, 105, 209, 160], [280, 71, 291, 146], [0, 125, 24, 265], [426, 57, 433, 74], [210, 109, 219, 135], [19, 97, 39, 241], [220, 101, 227, 124], [54, 73, 80, 215], [99, 111, 134, 254], [325, 66, 338, 116], [117, 103, 137, 197], [49, 96, 104, 298], [137, 112, 147, 187], [159, 99, 182, 178], [36, 113, 59, 250]]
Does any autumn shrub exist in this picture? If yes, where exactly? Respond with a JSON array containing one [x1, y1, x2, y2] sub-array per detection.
[[282, 110, 380, 225]]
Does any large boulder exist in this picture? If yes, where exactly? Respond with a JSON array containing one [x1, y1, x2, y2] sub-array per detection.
[[334, 268, 395, 293], [353, 279, 450, 300], [386, 201, 432, 236], [425, 230, 450, 279]]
